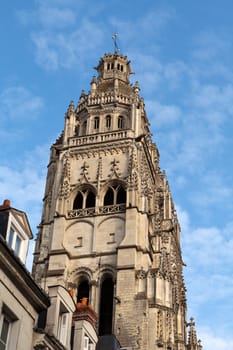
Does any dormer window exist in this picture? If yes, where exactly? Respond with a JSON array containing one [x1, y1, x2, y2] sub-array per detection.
[[7, 227, 22, 257]]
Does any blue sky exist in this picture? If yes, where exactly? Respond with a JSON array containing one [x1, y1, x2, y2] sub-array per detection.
[[1, 1, 233, 349]]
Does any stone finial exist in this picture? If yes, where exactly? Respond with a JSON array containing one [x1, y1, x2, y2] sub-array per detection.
[[134, 81, 140, 94], [91, 76, 97, 92], [67, 100, 75, 114], [79, 90, 86, 102], [187, 317, 198, 349]]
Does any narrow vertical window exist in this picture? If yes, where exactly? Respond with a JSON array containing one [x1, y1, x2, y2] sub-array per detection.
[[86, 191, 95, 208], [83, 121, 87, 135], [118, 116, 124, 129], [73, 192, 83, 209], [58, 312, 68, 346], [14, 236, 21, 256], [0, 316, 10, 350], [7, 228, 14, 248], [116, 186, 126, 204], [104, 188, 114, 206], [77, 280, 90, 303], [94, 117, 99, 130], [99, 277, 114, 335], [106, 115, 111, 129], [75, 125, 80, 136], [7, 228, 22, 258]]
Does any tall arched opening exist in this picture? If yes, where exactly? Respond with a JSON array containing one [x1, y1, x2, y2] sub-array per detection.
[[98, 277, 114, 335]]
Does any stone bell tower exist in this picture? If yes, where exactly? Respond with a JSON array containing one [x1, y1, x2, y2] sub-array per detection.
[[33, 50, 201, 350]]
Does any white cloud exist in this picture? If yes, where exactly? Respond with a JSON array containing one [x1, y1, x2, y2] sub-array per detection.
[[0, 86, 43, 121], [140, 8, 175, 32], [18, 1, 77, 28], [192, 31, 231, 62], [38, 5, 76, 28], [146, 100, 181, 128], [190, 171, 233, 208], [0, 144, 49, 232], [31, 19, 105, 70], [178, 206, 233, 305], [199, 327, 233, 350], [175, 205, 233, 347], [192, 83, 233, 116]]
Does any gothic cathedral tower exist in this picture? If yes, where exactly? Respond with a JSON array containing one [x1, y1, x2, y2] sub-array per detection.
[[33, 51, 200, 350]]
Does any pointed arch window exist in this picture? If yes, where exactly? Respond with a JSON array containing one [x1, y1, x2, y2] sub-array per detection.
[[86, 191, 95, 208], [99, 277, 114, 335], [104, 187, 114, 206], [73, 192, 83, 209], [73, 189, 96, 209], [116, 186, 126, 204], [104, 184, 126, 206]]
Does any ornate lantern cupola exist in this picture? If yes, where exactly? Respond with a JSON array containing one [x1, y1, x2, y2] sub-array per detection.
[[95, 53, 133, 84]]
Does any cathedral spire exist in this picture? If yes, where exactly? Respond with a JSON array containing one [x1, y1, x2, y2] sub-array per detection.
[[33, 48, 202, 350], [187, 317, 202, 350]]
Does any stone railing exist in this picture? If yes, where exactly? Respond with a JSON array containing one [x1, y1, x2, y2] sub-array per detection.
[[77, 93, 133, 112], [68, 204, 126, 218], [69, 130, 131, 147]]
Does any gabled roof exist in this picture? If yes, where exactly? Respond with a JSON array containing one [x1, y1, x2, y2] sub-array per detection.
[[0, 199, 33, 239]]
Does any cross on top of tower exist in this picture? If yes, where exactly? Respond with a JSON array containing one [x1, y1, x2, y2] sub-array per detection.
[[112, 33, 120, 54]]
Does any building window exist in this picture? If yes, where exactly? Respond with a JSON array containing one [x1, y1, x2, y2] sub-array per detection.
[[104, 184, 126, 206], [0, 307, 17, 350], [116, 186, 126, 204], [77, 279, 90, 303], [106, 115, 111, 129], [7, 227, 22, 257], [84, 336, 89, 350], [99, 277, 114, 335], [73, 189, 96, 210], [83, 121, 87, 135], [58, 312, 68, 346], [118, 116, 124, 129], [104, 187, 114, 206], [7, 228, 14, 248], [94, 117, 99, 130], [0, 315, 11, 350], [75, 124, 80, 136]]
